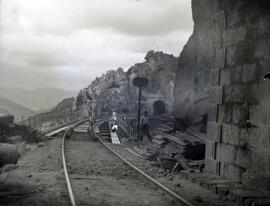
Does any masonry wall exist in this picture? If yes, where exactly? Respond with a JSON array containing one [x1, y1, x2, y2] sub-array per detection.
[[174, 0, 270, 190], [204, 1, 270, 190]]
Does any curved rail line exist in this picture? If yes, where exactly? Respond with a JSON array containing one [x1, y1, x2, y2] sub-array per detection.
[[93, 121, 194, 206], [62, 129, 76, 206], [62, 120, 194, 206], [62, 120, 88, 206]]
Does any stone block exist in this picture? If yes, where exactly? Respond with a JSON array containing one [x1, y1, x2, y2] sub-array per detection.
[[252, 81, 270, 103], [258, 17, 270, 35], [205, 157, 220, 175], [252, 177, 270, 191], [251, 151, 270, 178], [235, 42, 256, 65], [241, 127, 258, 147], [226, 10, 241, 28], [221, 124, 240, 145], [241, 171, 257, 188], [224, 85, 244, 103], [220, 162, 242, 182], [208, 105, 218, 121], [231, 65, 242, 83], [249, 101, 270, 127], [242, 63, 257, 83], [261, 56, 270, 74], [217, 105, 225, 123], [248, 126, 270, 152], [216, 143, 237, 163], [224, 26, 247, 47], [213, 10, 226, 29], [207, 121, 221, 141], [209, 86, 223, 104], [226, 46, 236, 66], [233, 106, 242, 125], [254, 38, 270, 59], [209, 69, 220, 85], [235, 149, 251, 169], [220, 69, 231, 85], [215, 48, 225, 69], [239, 126, 270, 150], [223, 104, 233, 123], [205, 139, 217, 159], [0, 144, 20, 167]]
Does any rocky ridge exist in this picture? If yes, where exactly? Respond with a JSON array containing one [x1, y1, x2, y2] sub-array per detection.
[[77, 51, 178, 117]]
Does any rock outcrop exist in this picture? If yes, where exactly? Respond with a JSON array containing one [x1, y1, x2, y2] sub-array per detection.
[[173, 0, 218, 123], [78, 51, 178, 117], [0, 144, 20, 167]]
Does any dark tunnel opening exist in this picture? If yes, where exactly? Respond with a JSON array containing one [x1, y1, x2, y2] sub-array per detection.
[[153, 100, 166, 116]]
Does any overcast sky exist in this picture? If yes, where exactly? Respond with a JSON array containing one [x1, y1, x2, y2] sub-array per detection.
[[0, 0, 193, 91]]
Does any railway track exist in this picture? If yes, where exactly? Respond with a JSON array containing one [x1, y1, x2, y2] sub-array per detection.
[[61, 120, 194, 206]]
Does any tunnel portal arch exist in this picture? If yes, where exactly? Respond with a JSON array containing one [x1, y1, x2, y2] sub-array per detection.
[[153, 100, 166, 115]]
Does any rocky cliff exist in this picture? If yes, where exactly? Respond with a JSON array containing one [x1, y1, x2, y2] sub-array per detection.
[[77, 51, 178, 117], [173, 0, 219, 123]]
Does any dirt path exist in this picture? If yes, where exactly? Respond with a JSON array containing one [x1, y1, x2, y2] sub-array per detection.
[[0, 133, 70, 206], [108, 143, 234, 206]]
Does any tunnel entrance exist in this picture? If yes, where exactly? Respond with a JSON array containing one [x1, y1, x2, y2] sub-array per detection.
[[153, 100, 165, 115]]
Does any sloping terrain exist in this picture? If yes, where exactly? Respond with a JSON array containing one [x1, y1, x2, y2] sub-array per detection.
[[0, 96, 35, 121], [0, 87, 76, 112]]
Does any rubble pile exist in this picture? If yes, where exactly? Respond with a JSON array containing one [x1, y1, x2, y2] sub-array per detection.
[[146, 114, 206, 172], [0, 114, 41, 171]]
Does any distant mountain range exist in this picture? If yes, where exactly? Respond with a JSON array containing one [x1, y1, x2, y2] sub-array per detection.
[[0, 96, 35, 122], [0, 87, 77, 112]]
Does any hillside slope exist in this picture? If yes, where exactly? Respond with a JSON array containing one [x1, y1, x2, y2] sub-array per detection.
[[0, 96, 35, 121], [0, 87, 77, 111]]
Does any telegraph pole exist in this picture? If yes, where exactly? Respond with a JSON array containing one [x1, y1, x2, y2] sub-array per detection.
[[133, 77, 149, 145]]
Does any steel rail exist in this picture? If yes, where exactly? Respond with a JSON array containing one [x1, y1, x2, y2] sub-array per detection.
[[92, 120, 194, 206], [62, 129, 76, 206], [37, 121, 81, 206], [61, 120, 88, 206]]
